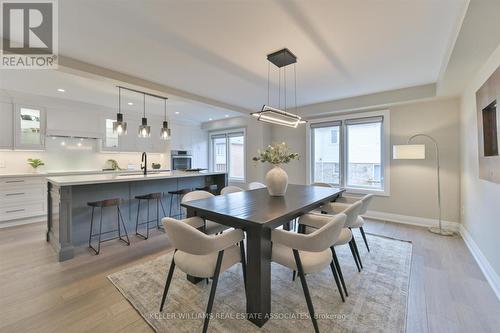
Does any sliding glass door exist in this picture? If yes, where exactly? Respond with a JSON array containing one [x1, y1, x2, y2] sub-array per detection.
[[210, 130, 245, 182]]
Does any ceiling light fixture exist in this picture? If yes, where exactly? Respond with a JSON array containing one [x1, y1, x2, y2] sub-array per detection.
[[160, 98, 171, 140], [128, 102, 134, 106], [250, 48, 306, 128], [57, 88, 65, 92], [113, 87, 128, 135], [138, 93, 151, 138], [225, 115, 229, 118], [175, 111, 180, 115]]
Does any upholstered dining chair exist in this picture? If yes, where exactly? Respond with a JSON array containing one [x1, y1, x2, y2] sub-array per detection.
[[220, 185, 244, 195], [181, 190, 229, 234], [248, 181, 266, 190], [321, 194, 374, 252], [272, 212, 346, 333], [299, 201, 363, 298], [160, 217, 247, 333]]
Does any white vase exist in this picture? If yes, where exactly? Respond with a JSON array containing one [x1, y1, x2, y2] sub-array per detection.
[[265, 165, 288, 196]]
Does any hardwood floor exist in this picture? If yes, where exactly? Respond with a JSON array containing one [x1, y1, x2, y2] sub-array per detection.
[[0, 220, 499, 333]]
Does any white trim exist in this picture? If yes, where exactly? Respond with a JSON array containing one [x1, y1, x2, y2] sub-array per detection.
[[364, 210, 459, 231], [306, 109, 391, 196], [459, 225, 500, 301]]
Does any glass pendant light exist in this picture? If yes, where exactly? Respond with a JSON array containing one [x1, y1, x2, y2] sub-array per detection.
[[113, 87, 127, 135], [160, 98, 171, 140], [138, 93, 151, 138]]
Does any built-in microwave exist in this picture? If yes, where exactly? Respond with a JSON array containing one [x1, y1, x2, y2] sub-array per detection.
[[171, 150, 192, 170]]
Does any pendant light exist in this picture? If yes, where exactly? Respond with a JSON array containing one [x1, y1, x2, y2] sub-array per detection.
[[251, 48, 306, 128], [138, 92, 151, 138], [160, 98, 171, 140], [113, 87, 127, 135]]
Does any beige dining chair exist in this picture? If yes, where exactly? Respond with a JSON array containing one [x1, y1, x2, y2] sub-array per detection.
[[322, 194, 374, 252], [272, 213, 346, 333], [181, 190, 229, 234], [248, 181, 266, 190], [220, 185, 244, 195], [160, 216, 246, 333]]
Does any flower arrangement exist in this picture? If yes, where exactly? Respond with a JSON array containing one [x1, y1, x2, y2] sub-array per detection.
[[27, 158, 44, 170], [252, 142, 299, 165]]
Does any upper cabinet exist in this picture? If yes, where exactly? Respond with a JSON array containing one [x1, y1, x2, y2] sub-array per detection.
[[14, 104, 46, 150], [170, 123, 193, 151], [0, 102, 13, 149]]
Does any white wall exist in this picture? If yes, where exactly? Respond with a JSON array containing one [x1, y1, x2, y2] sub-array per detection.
[[202, 116, 272, 186], [460, 43, 500, 279], [272, 98, 461, 223]]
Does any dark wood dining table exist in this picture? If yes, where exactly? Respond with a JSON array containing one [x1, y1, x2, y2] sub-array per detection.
[[181, 184, 345, 328]]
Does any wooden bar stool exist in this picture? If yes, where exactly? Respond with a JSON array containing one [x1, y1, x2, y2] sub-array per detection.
[[88, 198, 130, 255], [195, 184, 218, 195], [135, 192, 166, 239], [167, 188, 191, 218]]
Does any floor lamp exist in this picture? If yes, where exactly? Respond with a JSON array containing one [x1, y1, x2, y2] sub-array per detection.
[[393, 134, 454, 236]]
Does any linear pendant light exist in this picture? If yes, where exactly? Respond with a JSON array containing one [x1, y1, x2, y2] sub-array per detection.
[[251, 48, 306, 128], [160, 98, 171, 140], [138, 93, 151, 138], [113, 87, 127, 135]]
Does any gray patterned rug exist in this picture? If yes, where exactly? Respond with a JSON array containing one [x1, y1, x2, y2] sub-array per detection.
[[108, 234, 412, 333]]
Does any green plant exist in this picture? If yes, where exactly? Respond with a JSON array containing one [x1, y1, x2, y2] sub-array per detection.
[[107, 159, 122, 170], [27, 158, 44, 169], [252, 142, 299, 165]]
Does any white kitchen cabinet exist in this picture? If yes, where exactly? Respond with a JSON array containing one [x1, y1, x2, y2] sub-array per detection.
[[46, 108, 102, 138], [0, 176, 46, 222], [13, 104, 46, 150], [170, 123, 193, 151], [0, 102, 13, 149]]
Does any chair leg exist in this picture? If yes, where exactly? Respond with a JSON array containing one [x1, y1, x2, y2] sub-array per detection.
[[360, 227, 370, 252], [169, 193, 173, 217], [158, 198, 166, 231], [239, 241, 247, 293], [159, 251, 177, 312], [118, 206, 130, 245], [88, 207, 95, 249], [349, 241, 361, 272], [146, 200, 150, 239], [331, 247, 348, 297], [95, 207, 103, 254], [292, 270, 296, 282], [351, 236, 363, 269], [135, 199, 141, 234], [293, 249, 319, 333], [203, 250, 224, 333], [329, 261, 345, 302]]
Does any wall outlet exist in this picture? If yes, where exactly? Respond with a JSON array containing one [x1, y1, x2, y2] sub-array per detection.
[[0, 160, 5, 168]]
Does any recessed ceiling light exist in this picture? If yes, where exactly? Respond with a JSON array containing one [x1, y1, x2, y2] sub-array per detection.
[[128, 102, 133, 105], [175, 111, 180, 115], [57, 88, 65, 92], [208, 118, 213, 121], [225, 115, 229, 118]]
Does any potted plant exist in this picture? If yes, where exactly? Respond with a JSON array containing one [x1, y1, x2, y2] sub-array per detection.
[[253, 143, 299, 196], [27, 158, 45, 173]]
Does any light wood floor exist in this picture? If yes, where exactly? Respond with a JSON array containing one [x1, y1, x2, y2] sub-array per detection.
[[0, 220, 499, 333]]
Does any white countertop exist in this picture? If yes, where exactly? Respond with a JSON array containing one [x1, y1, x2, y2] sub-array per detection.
[[0, 169, 169, 178], [46, 170, 226, 186]]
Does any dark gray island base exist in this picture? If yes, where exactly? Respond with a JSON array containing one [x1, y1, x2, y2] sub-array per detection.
[[46, 171, 227, 261]]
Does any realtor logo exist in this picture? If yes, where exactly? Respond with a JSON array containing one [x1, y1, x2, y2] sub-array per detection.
[[1, 0, 58, 68]]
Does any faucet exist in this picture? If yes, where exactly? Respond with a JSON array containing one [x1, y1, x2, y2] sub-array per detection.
[[141, 152, 147, 175]]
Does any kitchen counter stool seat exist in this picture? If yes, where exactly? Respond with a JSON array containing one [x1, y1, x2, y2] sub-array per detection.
[[87, 198, 130, 255], [167, 188, 192, 218], [135, 192, 166, 240]]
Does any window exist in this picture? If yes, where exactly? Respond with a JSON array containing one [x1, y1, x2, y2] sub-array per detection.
[[309, 112, 389, 194], [105, 119, 119, 148], [14, 104, 45, 149], [210, 129, 245, 182]]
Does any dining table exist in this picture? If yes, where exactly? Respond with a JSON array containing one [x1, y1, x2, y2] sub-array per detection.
[[181, 184, 345, 327]]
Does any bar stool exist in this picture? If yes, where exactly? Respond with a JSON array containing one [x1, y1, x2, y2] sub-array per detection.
[[168, 188, 191, 218], [195, 184, 218, 195], [88, 198, 130, 255], [135, 192, 166, 240]]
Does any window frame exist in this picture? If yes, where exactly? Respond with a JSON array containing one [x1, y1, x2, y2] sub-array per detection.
[[306, 110, 390, 196], [208, 128, 246, 183]]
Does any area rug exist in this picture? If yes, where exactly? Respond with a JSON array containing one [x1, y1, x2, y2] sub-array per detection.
[[108, 234, 412, 332]]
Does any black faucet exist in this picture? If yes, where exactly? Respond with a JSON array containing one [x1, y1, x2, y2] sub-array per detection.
[[141, 152, 147, 175]]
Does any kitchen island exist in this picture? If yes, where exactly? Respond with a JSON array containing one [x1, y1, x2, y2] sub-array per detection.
[[46, 171, 227, 261]]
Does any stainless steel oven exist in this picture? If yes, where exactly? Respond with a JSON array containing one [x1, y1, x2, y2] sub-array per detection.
[[171, 150, 192, 170]]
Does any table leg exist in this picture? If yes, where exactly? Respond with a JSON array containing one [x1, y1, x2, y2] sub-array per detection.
[[245, 225, 272, 327]]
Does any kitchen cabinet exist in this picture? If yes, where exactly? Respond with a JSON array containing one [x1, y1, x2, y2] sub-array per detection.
[[170, 123, 193, 151], [46, 108, 101, 138], [13, 104, 46, 150], [0, 176, 46, 222], [0, 102, 13, 149]]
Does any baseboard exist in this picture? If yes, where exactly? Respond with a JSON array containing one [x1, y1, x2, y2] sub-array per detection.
[[0, 216, 45, 229], [364, 210, 460, 231], [459, 225, 500, 301]]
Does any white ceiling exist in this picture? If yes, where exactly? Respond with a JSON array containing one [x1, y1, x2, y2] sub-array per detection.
[[0, 69, 241, 123], [55, 0, 467, 112]]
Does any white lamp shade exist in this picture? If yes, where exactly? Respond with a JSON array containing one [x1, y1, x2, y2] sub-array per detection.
[[393, 144, 425, 159]]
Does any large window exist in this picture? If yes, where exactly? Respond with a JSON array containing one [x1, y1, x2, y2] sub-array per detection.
[[309, 112, 388, 194], [210, 129, 245, 182]]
